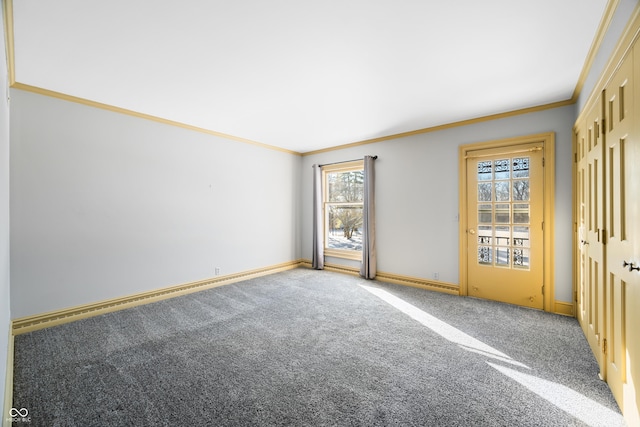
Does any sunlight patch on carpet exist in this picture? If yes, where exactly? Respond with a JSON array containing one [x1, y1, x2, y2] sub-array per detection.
[[359, 285, 530, 369], [488, 362, 625, 427]]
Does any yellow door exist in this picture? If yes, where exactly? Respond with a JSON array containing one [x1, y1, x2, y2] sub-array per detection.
[[466, 143, 544, 309], [603, 45, 632, 413], [602, 42, 640, 426], [582, 93, 607, 376], [575, 122, 589, 333]]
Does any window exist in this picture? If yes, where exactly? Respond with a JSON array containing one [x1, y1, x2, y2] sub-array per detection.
[[323, 160, 364, 260]]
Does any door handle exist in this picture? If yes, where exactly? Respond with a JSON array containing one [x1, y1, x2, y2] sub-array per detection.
[[622, 261, 640, 272], [581, 240, 589, 245], [469, 229, 476, 235]]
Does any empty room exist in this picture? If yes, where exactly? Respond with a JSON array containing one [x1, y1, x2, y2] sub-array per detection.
[[1, 0, 640, 425]]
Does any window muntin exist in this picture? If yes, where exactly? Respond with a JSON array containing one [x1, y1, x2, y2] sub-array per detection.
[[323, 161, 364, 259]]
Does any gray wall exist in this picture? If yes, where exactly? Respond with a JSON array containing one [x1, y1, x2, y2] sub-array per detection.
[[1, 3, 11, 420], [578, 0, 639, 111], [299, 1, 640, 305], [5, 0, 638, 326], [10, 90, 300, 318], [301, 105, 577, 303]]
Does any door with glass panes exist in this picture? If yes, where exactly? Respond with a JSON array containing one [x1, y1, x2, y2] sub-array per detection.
[[466, 143, 544, 309]]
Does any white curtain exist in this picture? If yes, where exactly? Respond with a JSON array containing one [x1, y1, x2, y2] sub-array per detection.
[[360, 155, 376, 279], [312, 164, 324, 269]]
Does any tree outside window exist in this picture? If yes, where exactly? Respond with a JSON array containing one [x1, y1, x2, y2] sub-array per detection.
[[323, 162, 364, 258]]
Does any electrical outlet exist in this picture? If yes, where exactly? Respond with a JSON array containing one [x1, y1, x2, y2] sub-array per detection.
[[433, 272, 439, 280], [215, 267, 220, 275]]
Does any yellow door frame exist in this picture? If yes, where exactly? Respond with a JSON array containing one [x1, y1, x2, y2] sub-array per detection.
[[459, 132, 556, 312]]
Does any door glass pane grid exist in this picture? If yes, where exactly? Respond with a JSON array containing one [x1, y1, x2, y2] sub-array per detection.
[[477, 161, 492, 180], [478, 246, 492, 265], [496, 247, 510, 266], [478, 204, 492, 224], [513, 204, 530, 223], [513, 157, 530, 178], [495, 226, 510, 268], [494, 159, 510, 180], [495, 182, 510, 201], [476, 156, 531, 270]]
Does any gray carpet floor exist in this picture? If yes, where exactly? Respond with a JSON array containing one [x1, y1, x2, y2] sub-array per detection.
[[12, 268, 625, 426]]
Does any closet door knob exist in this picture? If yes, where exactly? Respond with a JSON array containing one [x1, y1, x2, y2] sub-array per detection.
[[623, 261, 640, 272]]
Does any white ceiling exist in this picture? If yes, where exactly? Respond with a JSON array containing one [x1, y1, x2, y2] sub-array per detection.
[[11, 0, 608, 153]]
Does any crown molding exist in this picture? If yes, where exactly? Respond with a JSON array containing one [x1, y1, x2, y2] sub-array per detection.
[[576, 0, 640, 125], [571, 0, 620, 102], [301, 99, 574, 156], [2, 0, 15, 86], [11, 82, 301, 155]]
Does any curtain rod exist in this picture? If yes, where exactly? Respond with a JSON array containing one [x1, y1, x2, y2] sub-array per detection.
[[316, 156, 377, 167]]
